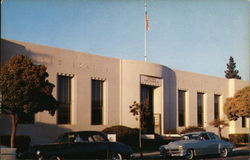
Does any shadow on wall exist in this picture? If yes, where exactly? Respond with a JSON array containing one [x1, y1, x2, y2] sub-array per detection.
[[1, 39, 26, 64], [0, 114, 71, 145], [1, 39, 69, 145], [18, 122, 72, 145], [163, 67, 177, 134], [1, 39, 52, 66]]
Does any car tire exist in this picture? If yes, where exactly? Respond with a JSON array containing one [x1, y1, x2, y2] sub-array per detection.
[[110, 153, 123, 160], [185, 149, 194, 160], [219, 148, 228, 158]]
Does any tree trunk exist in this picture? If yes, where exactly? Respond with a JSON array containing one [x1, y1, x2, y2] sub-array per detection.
[[10, 114, 17, 148], [218, 127, 222, 139]]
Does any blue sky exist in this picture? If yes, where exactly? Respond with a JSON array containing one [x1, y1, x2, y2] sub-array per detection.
[[1, 0, 249, 80]]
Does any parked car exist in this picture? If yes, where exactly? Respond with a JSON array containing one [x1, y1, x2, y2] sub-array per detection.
[[18, 131, 134, 160], [159, 131, 233, 159]]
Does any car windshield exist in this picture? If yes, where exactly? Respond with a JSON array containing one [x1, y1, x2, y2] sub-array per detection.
[[183, 134, 201, 140]]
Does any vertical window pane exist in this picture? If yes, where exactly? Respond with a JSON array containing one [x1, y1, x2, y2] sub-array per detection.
[[242, 117, 246, 128], [214, 95, 220, 120], [178, 90, 186, 127], [57, 75, 71, 124], [91, 80, 103, 125], [197, 93, 204, 127]]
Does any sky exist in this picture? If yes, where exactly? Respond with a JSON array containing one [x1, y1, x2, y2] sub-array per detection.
[[1, 0, 249, 81]]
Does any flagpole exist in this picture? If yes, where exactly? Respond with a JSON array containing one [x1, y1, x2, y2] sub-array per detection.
[[144, 0, 147, 62]]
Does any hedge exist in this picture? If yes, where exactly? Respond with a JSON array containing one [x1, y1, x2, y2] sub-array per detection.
[[0, 135, 31, 152], [180, 126, 206, 134], [229, 134, 250, 145], [102, 125, 139, 147]]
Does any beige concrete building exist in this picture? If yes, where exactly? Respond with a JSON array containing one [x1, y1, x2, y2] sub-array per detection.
[[0, 39, 249, 145]]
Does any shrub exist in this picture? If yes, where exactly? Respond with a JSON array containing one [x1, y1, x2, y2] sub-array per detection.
[[0, 135, 31, 152], [180, 126, 206, 134], [221, 137, 229, 142], [165, 129, 179, 134], [102, 125, 139, 147], [229, 134, 250, 145]]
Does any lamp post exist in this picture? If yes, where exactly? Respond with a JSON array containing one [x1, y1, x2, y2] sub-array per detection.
[[139, 112, 143, 158], [0, 92, 2, 118]]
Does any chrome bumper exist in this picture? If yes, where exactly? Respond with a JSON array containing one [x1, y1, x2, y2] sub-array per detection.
[[164, 149, 186, 157]]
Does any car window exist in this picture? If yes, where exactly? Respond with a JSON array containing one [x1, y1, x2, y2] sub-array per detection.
[[55, 135, 68, 143], [208, 133, 219, 140], [56, 134, 75, 143], [68, 134, 76, 143], [88, 136, 94, 142], [74, 135, 85, 142], [185, 134, 200, 140], [201, 134, 210, 140], [92, 134, 106, 142]]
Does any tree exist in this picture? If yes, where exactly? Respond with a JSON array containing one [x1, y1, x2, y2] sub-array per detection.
[[129, 101, 151, 158], [224, 56, 241, 79], [129, 101, 151, 133], [223, 86, 250, 121], [209, 119, 228, 138], [0, 54, 58, 148]]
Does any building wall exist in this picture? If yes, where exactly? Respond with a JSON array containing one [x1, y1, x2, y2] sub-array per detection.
[[174, 70, 249, 137], [174, 70, 230, 135], [1, 39, 249, 145], [1, 39, 122, 144], [120, 59, 177, 134]]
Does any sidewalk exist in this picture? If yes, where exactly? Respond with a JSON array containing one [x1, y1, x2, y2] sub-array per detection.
[[234, 145, 250, 151], [134, 151, 159, 157]]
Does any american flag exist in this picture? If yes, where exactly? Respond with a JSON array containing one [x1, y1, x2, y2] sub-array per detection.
[[145, 11, 149, 31]]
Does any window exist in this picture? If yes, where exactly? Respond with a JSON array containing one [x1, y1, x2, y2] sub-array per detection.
[[92, 134, 106, 142], [214, 95, 220, 120], [91, 80, 104, 125], [178, 90, 186, 127], [208, 133, 219, 140], [18, 112, 34, 124], [242, 117, 246, 128], [57, 75, 72, 124], [201, 133, 210, 140], [197, 92, 204, 127]]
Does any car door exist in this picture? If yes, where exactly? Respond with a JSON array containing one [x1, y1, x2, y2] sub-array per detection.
[[56, 134, 81, 159], [89, 134, 109, 159], [203, 133, 218, 155], [69, 141, 97, 159], [198, 133, 216, 155], [68, 133, 109, 159], [208, 133, 221, 154]]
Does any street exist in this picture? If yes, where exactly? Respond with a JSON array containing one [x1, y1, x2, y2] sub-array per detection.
[[135, 149, 250, 160]]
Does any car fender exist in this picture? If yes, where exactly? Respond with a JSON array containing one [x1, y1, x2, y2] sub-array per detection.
[[218, 142, 233, 153]]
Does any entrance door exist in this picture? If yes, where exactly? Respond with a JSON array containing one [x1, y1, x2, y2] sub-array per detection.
[[141, 85, 154, 134]]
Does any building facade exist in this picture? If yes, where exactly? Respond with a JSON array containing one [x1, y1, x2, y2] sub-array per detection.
[[0, 39, 249, 145]]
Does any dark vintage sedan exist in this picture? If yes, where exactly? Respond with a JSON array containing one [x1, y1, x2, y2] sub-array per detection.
[[159, 132, 233, 159], [18, 131, 134, 160]]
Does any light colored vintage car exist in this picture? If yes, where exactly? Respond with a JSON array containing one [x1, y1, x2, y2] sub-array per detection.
[[159, 131, 233, 159]]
